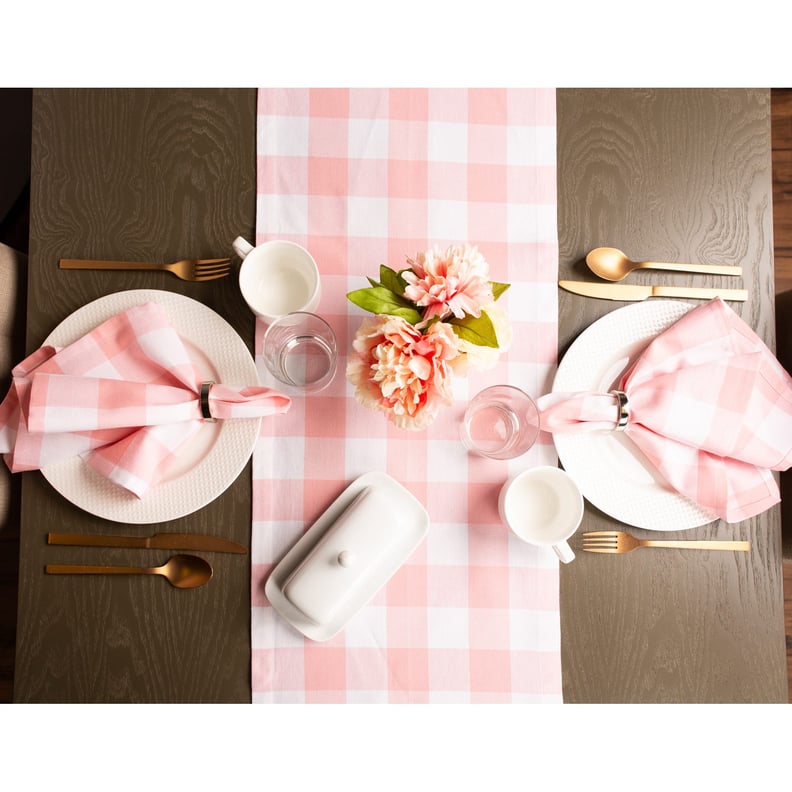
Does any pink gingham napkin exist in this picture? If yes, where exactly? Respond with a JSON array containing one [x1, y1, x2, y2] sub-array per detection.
[[538, 298, 792, 523], [0, 301, 290, 497], [251, 88, 561, 703]]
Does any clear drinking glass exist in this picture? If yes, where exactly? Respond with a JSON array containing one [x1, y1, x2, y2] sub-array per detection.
[[460, 385, 540, 459], [262, 312, 338, 393]]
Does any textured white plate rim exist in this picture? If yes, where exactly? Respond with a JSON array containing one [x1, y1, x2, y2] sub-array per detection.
[[552, 301, 718, 531], [41, 289, 261, 524]]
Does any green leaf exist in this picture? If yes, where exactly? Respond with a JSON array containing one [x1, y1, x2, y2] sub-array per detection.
[[449, 310, 499, 348], [379, 265, 407, 296], [491, 281, 510, 301], [347, 286, 422, 324]]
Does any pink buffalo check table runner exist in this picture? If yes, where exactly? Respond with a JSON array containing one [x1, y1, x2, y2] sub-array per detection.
[[251, 88, 562, 703]]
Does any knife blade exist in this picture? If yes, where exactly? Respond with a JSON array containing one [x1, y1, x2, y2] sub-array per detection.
[[558, 280, 748, 302], [47, 532, 247, 554]]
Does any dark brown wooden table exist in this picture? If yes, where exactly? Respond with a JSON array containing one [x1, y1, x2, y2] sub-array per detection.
[[13, 88, 788, 703]]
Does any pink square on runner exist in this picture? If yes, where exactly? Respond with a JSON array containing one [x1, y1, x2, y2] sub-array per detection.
[[388, 158, 429, 200], [469, 649, 512, 693], [304, 644, 347, 691], [468, 565, 511, 609], [308, 156, 349, 197], [388, 120, 428, 161], [258, 87, 309, 116], [309, 88, 349, 118], [387, 648, 430, 700], [389, 88, 429, 121], [427, 160, 467, 200], [349, 159, 388, 197], [468, 201, 509, 244], [468, 162, 508, 203], [428, 649, 471, 692], [308, 117, 349, 158], [427, 566, 470, 608], [307, 193, 347, 237], [469, 123, 507, 165], [428, 88, 468, 122], [469, 88, 508, 125]]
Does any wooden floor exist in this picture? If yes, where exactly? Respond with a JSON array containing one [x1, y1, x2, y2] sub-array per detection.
[[1, 89, 791, 703]]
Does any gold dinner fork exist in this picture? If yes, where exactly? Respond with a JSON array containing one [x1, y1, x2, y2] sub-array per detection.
[[59, 257, 232, 282], [582, 531, 750, 554]]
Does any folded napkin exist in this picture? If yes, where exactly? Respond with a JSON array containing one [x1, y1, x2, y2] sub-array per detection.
[[538, 298, 792, 522], [0, 302, 290, 497]]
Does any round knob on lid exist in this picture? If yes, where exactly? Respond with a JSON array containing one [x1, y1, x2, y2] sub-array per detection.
[[337, 550, 356, 568]]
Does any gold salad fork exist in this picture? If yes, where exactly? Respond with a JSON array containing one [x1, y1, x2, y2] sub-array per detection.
[[59, 257, 232, 282], [582, 531, 750, 554]]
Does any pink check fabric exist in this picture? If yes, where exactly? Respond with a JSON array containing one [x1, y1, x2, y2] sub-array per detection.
[[0, 302, 290, 497], [539, 298, 792, 523], [251, 88, 561, 703]]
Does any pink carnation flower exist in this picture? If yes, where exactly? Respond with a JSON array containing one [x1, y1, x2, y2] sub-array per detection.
[[346, 314, 459, 430], [403, 243, 494, 325]]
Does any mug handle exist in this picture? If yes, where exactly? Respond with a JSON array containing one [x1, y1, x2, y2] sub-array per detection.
[[552, 540, 575, 564], [232, 236, 254, 259]]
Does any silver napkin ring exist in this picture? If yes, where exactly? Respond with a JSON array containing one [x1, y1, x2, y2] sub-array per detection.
[[612, 390, 630, 431], [200, 381, 216, 422]]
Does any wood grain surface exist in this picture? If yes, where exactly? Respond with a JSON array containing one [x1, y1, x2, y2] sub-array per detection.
[[772, 88, 792, 293], [556, 88, 787, 702], [12, 88, 789, 703], [14, 89, 258, 702]]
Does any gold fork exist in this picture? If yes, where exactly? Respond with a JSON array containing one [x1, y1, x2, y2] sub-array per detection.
[[59, 257, 232, 282], [582, 531, 750, 554]]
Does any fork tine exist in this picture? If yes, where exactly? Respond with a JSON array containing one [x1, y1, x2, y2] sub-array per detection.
[[194, 260, 231, 271], [582, 543, 618, 549], [582, 531, 619, 537], [196, 258, 231, 265], [582, 547, 619, 554], [194, 271, 231, 282], [192, 267, 231, 275]]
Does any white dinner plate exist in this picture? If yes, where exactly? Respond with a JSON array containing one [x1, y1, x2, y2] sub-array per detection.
[[552, 300, 718, 530], [41, 289, 261, 524]]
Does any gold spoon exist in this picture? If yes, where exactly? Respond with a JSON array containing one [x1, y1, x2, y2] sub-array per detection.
[[45, 554, 213, 589], [585, 247, 742, 282]]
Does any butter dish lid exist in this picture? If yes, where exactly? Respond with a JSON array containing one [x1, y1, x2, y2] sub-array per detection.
[[265, 472, 429, 641]]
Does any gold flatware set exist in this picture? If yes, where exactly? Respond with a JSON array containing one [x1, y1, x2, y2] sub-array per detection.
[[59, 256, 231, 282], [44, 532, 247, 589], [560, 246, 747, 302], [582, 531, 750, 554]]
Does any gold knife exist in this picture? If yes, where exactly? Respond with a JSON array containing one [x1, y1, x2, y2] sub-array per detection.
[[559, 280, 748, 302], [47, 532, 247, 554]]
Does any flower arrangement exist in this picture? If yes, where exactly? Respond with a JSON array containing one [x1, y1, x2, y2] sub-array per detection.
[[346, 243, 511, 430]]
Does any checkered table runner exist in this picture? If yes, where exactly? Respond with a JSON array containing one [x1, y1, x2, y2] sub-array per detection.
[[251, 88, 561, 703]]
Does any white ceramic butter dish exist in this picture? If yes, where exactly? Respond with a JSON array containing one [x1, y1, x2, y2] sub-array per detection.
[[265, 472, 429, 641]]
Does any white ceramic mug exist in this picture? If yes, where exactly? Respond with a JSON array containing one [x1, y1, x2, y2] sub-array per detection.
[[498, 466, 583, 564], [233, 236, 321, 323]]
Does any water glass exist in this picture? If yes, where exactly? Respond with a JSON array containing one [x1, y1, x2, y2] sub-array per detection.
[[262, 312, 337, 393], [460, 385, 540, 459]]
